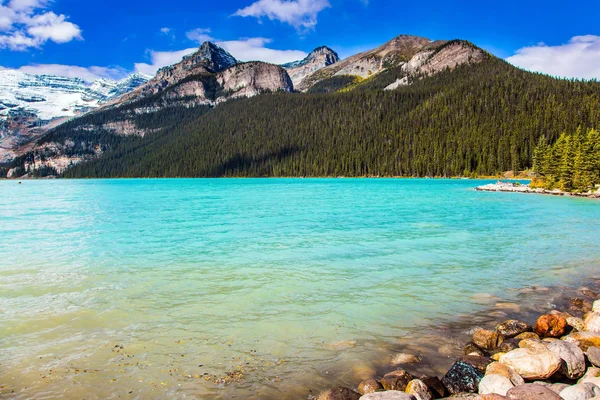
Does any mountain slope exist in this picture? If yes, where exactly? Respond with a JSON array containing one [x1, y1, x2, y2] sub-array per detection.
[[54, 56, 600, 178], [282, 46, 339, 87]]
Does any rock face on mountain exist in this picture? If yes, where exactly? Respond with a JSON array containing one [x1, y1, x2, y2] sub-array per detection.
[[117, 42, 239, 104], [282, 46, 339, 88], [296, 35, 485, 92], [297, 35, 435, 91]]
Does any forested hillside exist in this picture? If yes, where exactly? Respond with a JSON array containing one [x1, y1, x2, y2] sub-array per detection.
[[60, 56, 600, 178]]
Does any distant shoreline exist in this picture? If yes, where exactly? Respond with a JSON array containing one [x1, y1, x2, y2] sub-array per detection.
[[476, 181, 600, 199]]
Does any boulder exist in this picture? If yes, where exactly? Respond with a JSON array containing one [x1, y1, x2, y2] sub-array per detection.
[[478, 375, 514, 396], [585, 313, 600, 333], [560, 382, 600, 400], [505, 383, 562, 399], [460, 356, 494, 373], [496, 320, 531, 338], [514, 332, 540, 341], [473, 329, 504, 351], [391, 353, 422, 365], [587, 347, 600, 367], [544, 338, 586, 379], [464, 342, 488, 357], [534, 314, 568, 338], [563, 332, 600, 351], [485, 362, 524, 386], [421, 376, 447, 398], [318, 387, 361, 400], [406, 379, 433, 400], [380, 370, 414, 391], [579, 368, 600, 387], [497, 339, 519, 353], [359, 391, 417, 400], [442, 361, 484, 394], [498, 343, 562, 380], [594, 300, 600, 312], [358, 379, 383, 395], [568, 317, 587, 332]]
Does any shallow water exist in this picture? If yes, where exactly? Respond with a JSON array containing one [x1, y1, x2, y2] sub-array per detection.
[[1, 178, 599, 399]]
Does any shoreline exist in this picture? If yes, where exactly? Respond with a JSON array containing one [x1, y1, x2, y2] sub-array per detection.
[[476, 181, 600, 199], [313, 274, 600, 399]]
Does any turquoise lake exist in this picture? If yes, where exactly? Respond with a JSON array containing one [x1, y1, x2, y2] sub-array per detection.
[[1, 178, 600, 399]]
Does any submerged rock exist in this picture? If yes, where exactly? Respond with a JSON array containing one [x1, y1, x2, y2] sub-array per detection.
[[380, 370, 414, 391], [391, 353, 421, 365], [505, 383, 562, 399], [317, 386, 361, 400], [442, 361, 484, 394], [496, 320, 531, 338], [534, 314, 568, 338]]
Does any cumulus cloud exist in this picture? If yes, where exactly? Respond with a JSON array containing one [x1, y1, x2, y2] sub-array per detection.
[[160, 27, 170, 35], [186, 27, 213, 43], [507, 35, 600, 80], [233, 0, 330, 31], [0, 0, 82, 50], [136, 36, 307, 76]]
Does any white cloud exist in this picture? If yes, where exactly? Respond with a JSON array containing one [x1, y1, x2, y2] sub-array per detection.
[[218, 38, 306, 64], [233, 0, 331, 31], [0, 1, 81, 50], [507, 35, 600, 80], [135, 37, 307, 76], [186, 27, 213, 43], [160, 27, 170, 35]]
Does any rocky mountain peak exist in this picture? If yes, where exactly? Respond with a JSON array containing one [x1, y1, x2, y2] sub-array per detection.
[[195, 41, 238, 72], [282, 46, 340, 88]]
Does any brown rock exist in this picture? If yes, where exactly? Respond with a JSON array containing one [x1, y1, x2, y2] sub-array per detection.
[[497, 339, 519, 353], [421, 376, 447, 398], [514, 332, 540, 340], [473, 329, 504, 351], [496, 320, 532, 338], [563, 331, 600, 351], [485, 362, 525, 386], [358, 379, 383, 395], [505, 383, 562, 399], [464, 342, 488, 357], [406, 379, 434, 400], [533, 314, 568, 338], [317, 386, 361, 400], [581, 288, 600, 298], [381, 369, 414, 391]]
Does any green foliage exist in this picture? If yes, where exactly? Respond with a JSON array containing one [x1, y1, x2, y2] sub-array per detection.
[[533, 127, 600, 192], [307, 75, 360, 93]]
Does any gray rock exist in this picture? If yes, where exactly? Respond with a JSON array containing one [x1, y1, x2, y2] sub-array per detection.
[[442, 361, 484, 394], [478, 374, 514, 396], [505, 383, 562, 399], [560, 383, 600, 400], [496, 320, 532, 338], [587, 347, 600, 367], [585, 313, 600, 333], [498, 342, 562, 380], [406, 379, 433, 400], [359, 391, 417, 400], [579, 368, 600, 387], [544, 338, 586, 379]]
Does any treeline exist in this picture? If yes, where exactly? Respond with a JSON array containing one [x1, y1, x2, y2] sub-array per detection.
[[61, 55, 600, 178], [533, 127, 600, 192]]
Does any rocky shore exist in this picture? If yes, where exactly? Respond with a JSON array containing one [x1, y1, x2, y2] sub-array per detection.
[[475, 182, 600, 199], [314, 287, 600, 400]]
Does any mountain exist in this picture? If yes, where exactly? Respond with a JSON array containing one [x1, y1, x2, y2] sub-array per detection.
[[282, 46, 339, 88], [0, 71, 150, 162], [4, 35, 600, 180]]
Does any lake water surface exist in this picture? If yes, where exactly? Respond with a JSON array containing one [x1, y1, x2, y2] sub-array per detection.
[[1, 179, 600, 399]]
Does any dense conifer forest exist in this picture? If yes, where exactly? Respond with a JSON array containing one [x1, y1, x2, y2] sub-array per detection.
[[10, 53, 600, 179]]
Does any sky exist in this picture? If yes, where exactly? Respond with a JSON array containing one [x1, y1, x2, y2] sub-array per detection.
[[0, 0, 599, 82]]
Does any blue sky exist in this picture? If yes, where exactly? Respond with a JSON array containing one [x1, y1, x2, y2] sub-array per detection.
[[1, 0, 599, 81]]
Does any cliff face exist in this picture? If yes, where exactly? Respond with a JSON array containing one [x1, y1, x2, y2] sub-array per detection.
[[217, 62, 293, 101], [283, 46, 339, 88]]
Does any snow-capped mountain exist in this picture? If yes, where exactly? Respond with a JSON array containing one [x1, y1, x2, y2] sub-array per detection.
[[0, 70, 151, 121]]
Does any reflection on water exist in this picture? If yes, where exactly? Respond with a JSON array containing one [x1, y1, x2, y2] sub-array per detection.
[[1, 178, 599, 399]]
